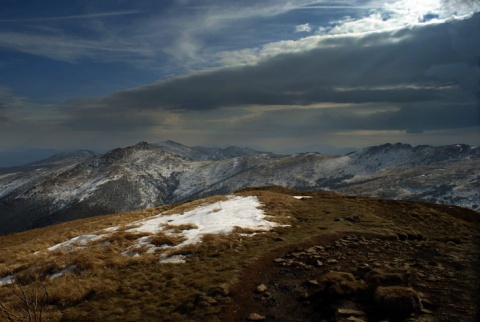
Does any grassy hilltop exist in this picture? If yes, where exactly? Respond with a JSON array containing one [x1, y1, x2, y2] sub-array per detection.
[[0, 187, 479, 321]]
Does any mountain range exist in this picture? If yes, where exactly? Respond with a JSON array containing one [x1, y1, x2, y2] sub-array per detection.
[[0, 140, 478, 235]]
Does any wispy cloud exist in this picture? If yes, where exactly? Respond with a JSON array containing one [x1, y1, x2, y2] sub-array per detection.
[[0, 31, 155, 62], [295, 23, 312, 32], [0, 10, 143, 23]]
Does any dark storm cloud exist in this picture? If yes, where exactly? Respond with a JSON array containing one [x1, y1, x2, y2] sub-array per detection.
[[64, 106, 157, 131], [94, 14, 478, 111], [64, 13, 479, 136], [333, 104, 479, 132], [217, 102, 479, 137]]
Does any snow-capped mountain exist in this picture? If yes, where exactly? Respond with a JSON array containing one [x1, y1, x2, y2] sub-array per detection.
[[0, 141, 478, 235]]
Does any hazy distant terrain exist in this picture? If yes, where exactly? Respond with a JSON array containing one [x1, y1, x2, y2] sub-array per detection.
[[0, 141, 478, 235]]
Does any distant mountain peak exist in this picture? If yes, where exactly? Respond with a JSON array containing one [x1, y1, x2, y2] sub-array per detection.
[[133, 141, 151, 148]]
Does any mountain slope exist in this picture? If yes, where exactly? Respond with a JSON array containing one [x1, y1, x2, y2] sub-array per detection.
[[0, 187, 478, 321], [0, 141, 478, 235]]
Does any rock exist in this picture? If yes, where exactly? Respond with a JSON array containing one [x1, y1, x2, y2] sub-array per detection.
[[329, 280, 368, 298], [314, 246, 325, 252], [247, 313, 266, 321], [291, 252, 304, 258], [337, 308, 366, 316], [364, 269, 409, 286], [421, 308, 434, 314], [206, 285, 230, 297], [375, 286, 421, 318], [319, 271, 367, 298], [420, 298, 434, 309], [320, 271, 356, 283], [345, 317, 367, 322], [293, 286, 309, 300], [316, 260, 324, 267], [308, 279, 319, 286], [263, 291, 272, 298], [257, 284, 268, 293], [273, 258, 286, 263], [358, 263, 371, 270], [196, 294, 218, 307]]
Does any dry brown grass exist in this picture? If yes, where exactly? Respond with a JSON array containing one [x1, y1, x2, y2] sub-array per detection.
[[162, 195, 229, 216], [0, 277, 61, 322], [148, 232, 186, 247], [1, 187, 478, 321], [161, 223, 198, 234]]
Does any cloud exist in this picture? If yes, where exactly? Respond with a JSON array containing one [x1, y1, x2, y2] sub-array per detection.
[[64, 106, 159, 131], [2, 1, 479, 152], [50, 11, 478, 147], [0, 31, 155, 63], [0, 5, 156, 64], [0, 10, 143, 22], [317, 0, 480, 36], [295, 23, 312, 32], [90, 14, 478, 112], [0, 86, 26, 120]]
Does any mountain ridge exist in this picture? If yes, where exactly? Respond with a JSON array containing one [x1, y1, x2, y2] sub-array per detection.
[[0, 140, 478, 235]]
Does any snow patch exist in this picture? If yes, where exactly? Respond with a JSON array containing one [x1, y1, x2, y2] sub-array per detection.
[[48, 234, 106, 252], [128, 195, 283, 251], [159, 255, 187, 264], [44, 195, 286, 263], [293, 196, 313, 200], [0, 275, 14, 286], [49, 266, 76, 280]]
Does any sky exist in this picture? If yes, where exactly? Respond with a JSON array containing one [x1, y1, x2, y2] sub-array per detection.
[[0, 0, 479, 165]]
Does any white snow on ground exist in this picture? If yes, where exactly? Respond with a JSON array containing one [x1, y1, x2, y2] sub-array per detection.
[[293, 196, 313, 200], [48, 234, 106, 251], [128, 195, 281, 248], [0, 275, 14, 286], [45, 195, 286, 263], [159, 255, 187, 264], [48, 266, 76, 280]]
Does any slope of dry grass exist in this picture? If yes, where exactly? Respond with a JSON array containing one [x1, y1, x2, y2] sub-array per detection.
[[0, 186, 479, 321]]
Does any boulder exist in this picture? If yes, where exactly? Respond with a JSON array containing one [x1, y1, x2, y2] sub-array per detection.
[[319, 271, 367, 298], [365, 269, 410, 286], [320, 271, 356, 284], [374, 286, 421, 318]]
